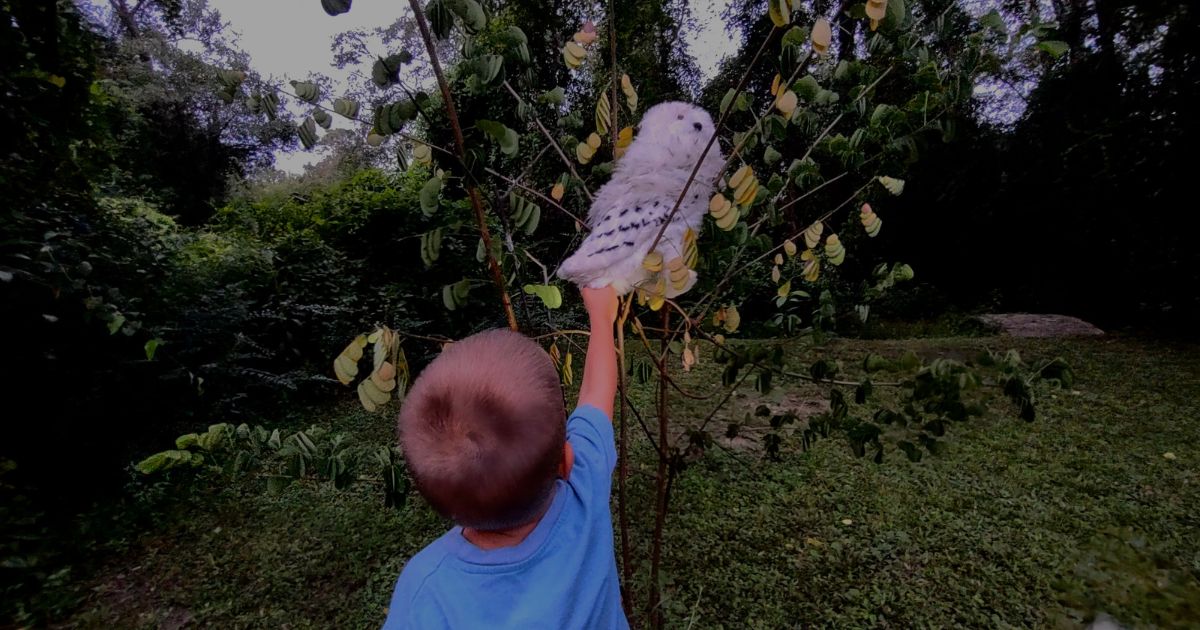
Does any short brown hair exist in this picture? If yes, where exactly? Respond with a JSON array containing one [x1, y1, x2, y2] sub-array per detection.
[[398, 329, 565, 530]]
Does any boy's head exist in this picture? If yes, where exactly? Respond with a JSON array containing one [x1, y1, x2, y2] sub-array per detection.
[[398, 329, 566, 531]]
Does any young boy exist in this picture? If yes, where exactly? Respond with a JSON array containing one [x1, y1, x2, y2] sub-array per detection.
[[383, 286, 627, 629]]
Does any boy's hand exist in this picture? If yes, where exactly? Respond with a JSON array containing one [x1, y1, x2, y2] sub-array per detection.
[[577, 285, 618, 420], [581, 285, 618, 324]]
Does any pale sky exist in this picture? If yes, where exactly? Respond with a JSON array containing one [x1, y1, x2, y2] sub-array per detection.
[[187, 0, 741, 173]]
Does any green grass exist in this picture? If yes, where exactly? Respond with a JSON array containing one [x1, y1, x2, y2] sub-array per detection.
[[63, 335, 1200, 628]]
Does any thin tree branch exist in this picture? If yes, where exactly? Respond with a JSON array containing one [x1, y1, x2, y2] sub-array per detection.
[[502, 81, 595, 202], [407, 0, 518, 331]]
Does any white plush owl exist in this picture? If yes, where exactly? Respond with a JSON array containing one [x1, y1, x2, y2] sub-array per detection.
[[557, 101, 726, 299]]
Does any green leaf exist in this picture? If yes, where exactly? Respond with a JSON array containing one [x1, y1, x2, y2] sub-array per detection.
[[372, 53, 412, 87], [312, 109, 332, 129], [175, 433, 199, 449], [107, 313, 126, 335], [793, 75, 821, 101], [321, 0, 352, 16], [135, 450, 199, 475], [884, 0, 907, 30], [523, 284, 563, 309], [297, 117, 318, 150], [420, 228, 443, 267], [426, 0, 454, 39], [445, 0, 487, 34], [719, 88, 736, 115], [763, 145, 782, 165], [540, 87, 565, 105], [979, 9, 1006, 33], [472, 55, 504, 85], [144, 338, 163, 360], [476, 120, 519, 156], [1037, 40, 1069, 58], [781, 25, 809, 48], [333, 98, 360, 119], [290, 80, 320, 103], [442, 279, 471, 310], [419, 176, 442, 216]]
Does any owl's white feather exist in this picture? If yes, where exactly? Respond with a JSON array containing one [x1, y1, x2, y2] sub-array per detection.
[[557, 102, 726, 297]]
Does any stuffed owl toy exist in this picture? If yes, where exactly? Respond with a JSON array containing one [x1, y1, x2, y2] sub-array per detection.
[[557, 101, 725, 299]]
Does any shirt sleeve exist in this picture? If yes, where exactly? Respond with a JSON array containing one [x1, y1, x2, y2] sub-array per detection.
[[566, 405, 616, 498]]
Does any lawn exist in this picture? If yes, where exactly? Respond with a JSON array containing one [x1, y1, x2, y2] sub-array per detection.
[[63, 334, 1200, 628]]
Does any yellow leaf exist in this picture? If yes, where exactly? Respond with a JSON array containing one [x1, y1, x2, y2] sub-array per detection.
[[804, 221, 824, 249], [620, 74, 638, 110], [371, 361, 397, 392], [724, 305, 741, 333], [562, 351, 574, 385], [812, 17, 832, 55], [715, 204, 739, 230], [642, 251, 664, 272], [667, 257, 689, 291], [801, 248, 815, 261], [768, 0, 790, 27], [709, 193, 732, 219], [412, 142, 432, 165], [617, 126, 634, 147], [562, 42, 585, 68], [735, 176, 758, 207], [574, 20, 598, 45], [770, 73, 782, 96], [576, 142, 595, 164], [548, 342, 561, 367], [334, 355, 357, 385], [595, 91, 611, 136], [551, 182, 565, 201], [682, 346, 695, 372], [587, 132, 602, 149], [358, 378, 390, 407], [729, 164, 753, 191], [777, 279, 792, 297], [804, 256, 820, 282], [783, 239, 798, 257], [866, 0, 887, 21], [714, 333, 726, 345], [824, 233, 846, 265], [866, 216, 882, 237], [683, 229, 699, 268], [771, 265, 781, 283], [774, 253, 784, 266], [775, 90, 798, 116], [357, 383, 378, 412], [366, 132, 385, 147], [344, 335, 367, 361], [877, 175, 905, 195]]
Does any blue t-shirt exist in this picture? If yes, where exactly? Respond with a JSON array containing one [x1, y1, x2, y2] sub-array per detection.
[[382, 405, 629, 629]]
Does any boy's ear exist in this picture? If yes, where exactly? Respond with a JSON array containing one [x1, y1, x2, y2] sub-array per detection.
[[558, 442, 574, 479]]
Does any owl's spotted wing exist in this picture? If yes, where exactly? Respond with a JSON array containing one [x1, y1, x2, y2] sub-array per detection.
[[558, 198, 670, 284]]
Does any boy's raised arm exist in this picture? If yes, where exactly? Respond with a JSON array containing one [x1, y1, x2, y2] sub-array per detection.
[[576, 286, 618, 421]]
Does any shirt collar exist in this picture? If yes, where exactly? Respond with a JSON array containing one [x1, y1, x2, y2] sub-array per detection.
[[446, 479, 568, 566]]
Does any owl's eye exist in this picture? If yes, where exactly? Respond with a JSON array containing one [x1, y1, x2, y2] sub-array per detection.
[[676, 114, 684, 120]]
